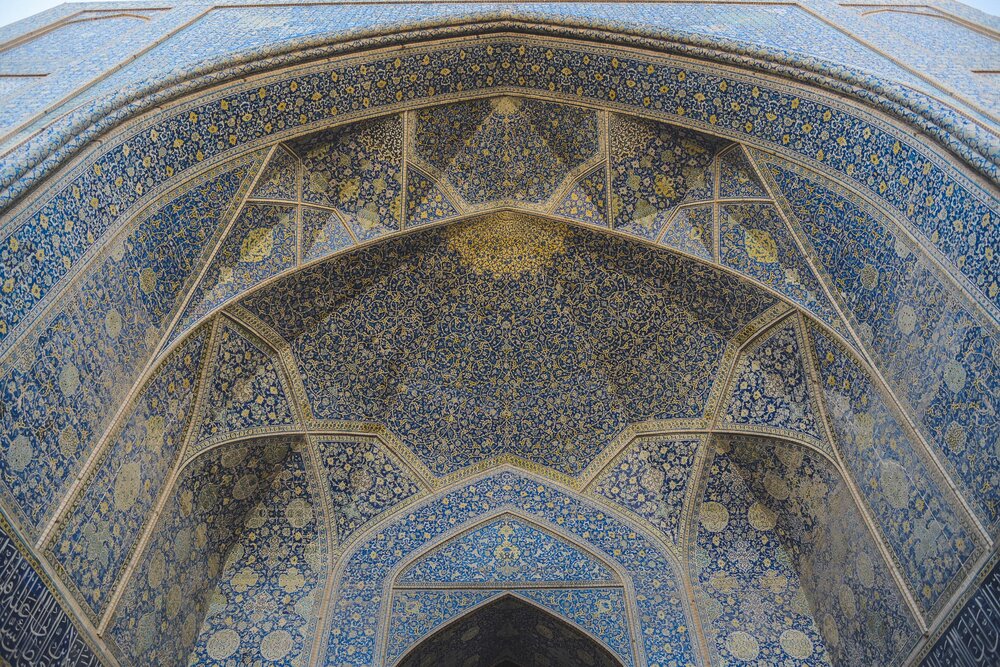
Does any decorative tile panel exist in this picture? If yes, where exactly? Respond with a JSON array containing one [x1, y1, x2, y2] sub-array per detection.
[[412, 97, 600, 208], [592, 435, 701, 543], [0, 516, 101, 667], [326, 471, 693, 666], [694, 442, 831, 665], [722, 319, 827, 447], [609, 113, 723, 240], [404, 165, 459, 228], [251, 147, 299, 202], [0, 162, 253, 535], [47, 326, 209, 621], [387, 588, 633, 667], [768, 160, 1000, 532], [399, 517, 615, 585], [106, 437, 294, 666], [241, 216, 774, 477], [386, 589, 501, 664], [659, 204, 713, 260], [553, 164, 608, 226], [175, 202, 297, 337], [300, 205, 355, 262], [719, 202, 842, 330], [727, 435, 919, 667], [188, 441, 326, 667], [718, 147, 767, 200], [809, 325, 984, 618], [292, 115, 403, 241], [314, 436, 421, 546], [193, 319, 296, 452]]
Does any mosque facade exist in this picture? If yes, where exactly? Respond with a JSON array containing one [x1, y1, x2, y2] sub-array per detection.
[[0, 1, 998, 665]]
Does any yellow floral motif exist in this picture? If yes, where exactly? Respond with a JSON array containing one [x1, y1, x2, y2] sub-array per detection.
[[744, 228, 778, 264], [446, 212, 567, 278], [239, 227, 275, 263]]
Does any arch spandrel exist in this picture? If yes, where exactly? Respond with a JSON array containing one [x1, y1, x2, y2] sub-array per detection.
[[0, 12, 998, 667]]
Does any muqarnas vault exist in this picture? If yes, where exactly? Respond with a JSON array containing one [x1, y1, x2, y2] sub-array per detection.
[[0, 1, 998, 666]]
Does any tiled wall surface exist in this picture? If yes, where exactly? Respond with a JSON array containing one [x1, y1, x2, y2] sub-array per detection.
[[0, 2, 997, 666]]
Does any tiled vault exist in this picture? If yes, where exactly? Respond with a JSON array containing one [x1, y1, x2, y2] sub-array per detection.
[[0, 25, 997, 664]]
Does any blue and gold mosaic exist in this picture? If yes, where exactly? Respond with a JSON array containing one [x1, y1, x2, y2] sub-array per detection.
[[107, 437, 296, 666], [251, 148, 300, 202], [659, 204, 714, 260], [47, 326, 209, 621], [404, 165, 460, 228], [767, 159, 1000, 533], [300, 205, 355, 262], [694, 440, 830, 665], [326, 471, 693, 666], [412, 97, 600, 208], [176, 202, 297, 336], [188, 441, 326, 667], [292, 115, 403, 241], [399, 517, 616, 584], [809, 324, 984, 618], [314, 436, 421, 546], [719, 202, 841, 330], [241, 215, 774, 477], [592, 435, 701, 544], [722, 319, 827, 447], [609, 113, 722, 240], [553, 164, 608, 226], [395, 595, 623, 667], [727, 435, 919, 666], [193, 319, 296, 451], [0, 162, 254, 535], [718, 147, 767, 200]]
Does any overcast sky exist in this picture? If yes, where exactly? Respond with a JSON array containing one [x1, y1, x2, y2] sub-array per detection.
[[1, 0, 997, 35]]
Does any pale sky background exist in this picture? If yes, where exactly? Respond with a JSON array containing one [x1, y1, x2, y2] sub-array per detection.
[[0, 0, 998, 32]]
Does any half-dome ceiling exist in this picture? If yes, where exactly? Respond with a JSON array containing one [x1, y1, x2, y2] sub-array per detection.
[[240, 213, 776, 476]]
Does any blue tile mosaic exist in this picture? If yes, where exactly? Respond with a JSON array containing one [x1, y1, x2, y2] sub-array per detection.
[[809, 324, 985, 618], [718, 146, 767, 200], [314, 436, 421, 546], [727, 434, 919, 667], [592, 435, 701, 544], [300, 205, 355, 263], [609, 113, 723, 240], [659, 204, 713, 260], [412, 97, 600, 208], [192, 319, 296, 452], [0, 516, 101, 667], [404, 165, 460, 228], [325, 471, 693, 666], [251, 147, 299, 202], [175, 202, 297, 337], [387, 587, 633, 667], [292, 115, 403, 241], [241, 215, 775, 477], [47, 325, 209, 622], [694, 441, 831, 665], [188, 441, 326, 667], [719, 202, 843, 331], [399, 517, 615, 585], [767, 159, 1000, 532], [106, 436, 296, 666], [553, 164, 608, 226], [0, 160, 254, 535], [722, 319, 827, 447], [4, 36, 997, 362]]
